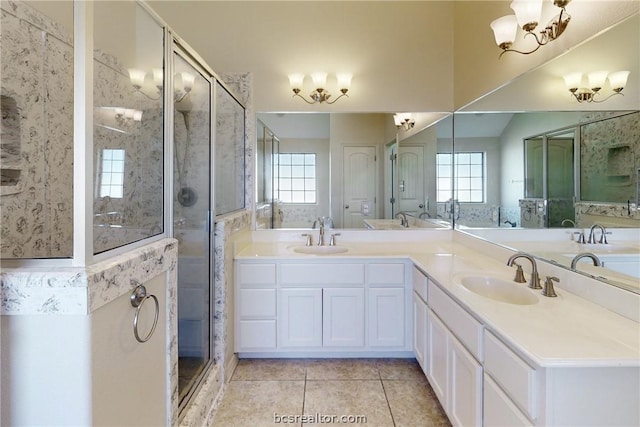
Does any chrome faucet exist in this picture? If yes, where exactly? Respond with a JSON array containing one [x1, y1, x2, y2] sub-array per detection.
[[561, 218, 576, 227], [419, 211, 431, 219], [316, 217, 325, 246], [507, 253, 542, 289], [396, 212, 409, 227], [587, 223, 610, 244], [570, 252, 602, 270]]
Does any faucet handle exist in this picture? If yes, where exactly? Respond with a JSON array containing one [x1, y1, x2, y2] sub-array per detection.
[[511, 262, 526, 283], [542, 276, 559, 297], [599, 231, 612, 244], [301, 233, 313, 246], [573, 231, 586, 244], [329, 233, 341, 246]]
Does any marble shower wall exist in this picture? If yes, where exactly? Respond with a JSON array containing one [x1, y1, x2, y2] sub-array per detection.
[[0, 0, 74, 258]]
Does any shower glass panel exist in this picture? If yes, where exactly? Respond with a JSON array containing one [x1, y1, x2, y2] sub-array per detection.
[[214, 82, 245, 215], [524, 137, 544, 199], [173, 53, 213, 408], [1, 1, 74, 259], [547, 131, 575, 227], [93, 2, 165, 254]]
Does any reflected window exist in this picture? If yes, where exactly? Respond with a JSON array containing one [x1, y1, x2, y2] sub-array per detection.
[[99, 149, 125, 198], [437, 152, 485, 203], [278, 153, 316, 203]]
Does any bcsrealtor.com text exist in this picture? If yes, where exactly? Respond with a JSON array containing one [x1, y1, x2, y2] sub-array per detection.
[[274, 412, 367, 424]]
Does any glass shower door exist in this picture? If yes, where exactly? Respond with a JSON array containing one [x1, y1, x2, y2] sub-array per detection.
[[547, 131, 575, 227], [173, 52, 213, 408]]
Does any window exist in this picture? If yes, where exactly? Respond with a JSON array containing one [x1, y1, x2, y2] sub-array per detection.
[[277, 153, 316, 203], [99, 149, 125, 198], [436, 152, 484, 203]]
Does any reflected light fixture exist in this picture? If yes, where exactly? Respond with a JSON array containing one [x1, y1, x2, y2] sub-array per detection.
[[175, 72, 195, 103], [563, 70, 630, 103], [490, 0, 571, 58], [128, 68, 163, 100], [394, 113, 415, 131], [288, 72, 352, 104]]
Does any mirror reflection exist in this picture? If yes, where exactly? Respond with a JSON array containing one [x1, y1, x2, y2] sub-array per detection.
[[256, 113, 453, 230]]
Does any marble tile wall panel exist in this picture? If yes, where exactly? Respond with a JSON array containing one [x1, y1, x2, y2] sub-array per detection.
[[1, 2, 73, 258]]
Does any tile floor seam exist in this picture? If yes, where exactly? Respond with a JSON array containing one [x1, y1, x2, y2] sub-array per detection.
[[301, 366, 307, 427], [379, 370, 398, 427]]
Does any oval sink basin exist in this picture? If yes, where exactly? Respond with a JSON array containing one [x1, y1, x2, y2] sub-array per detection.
[[293, 245, 349, 255], [458, 275, 538, 305]]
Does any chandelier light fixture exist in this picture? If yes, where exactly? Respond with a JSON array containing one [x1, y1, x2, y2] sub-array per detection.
[[394, 113, 415, 131], [128, 68, 163, 99], [490, 0, 571, 58], [288, 72, 352, 104], [563, 70, 630, 103]]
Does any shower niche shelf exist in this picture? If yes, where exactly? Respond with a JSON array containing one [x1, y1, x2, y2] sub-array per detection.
[[1, 94, 23, 196]]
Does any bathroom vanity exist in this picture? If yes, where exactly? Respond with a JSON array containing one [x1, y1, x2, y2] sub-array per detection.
[[234, 230, 640, 427]]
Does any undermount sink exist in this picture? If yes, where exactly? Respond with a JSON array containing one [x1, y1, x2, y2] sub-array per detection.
[[292, 245, 349, 255], [456, 275, 538, 305]]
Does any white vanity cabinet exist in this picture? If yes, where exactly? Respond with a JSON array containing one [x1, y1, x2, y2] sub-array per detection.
[[412, 266, 429, 372], [426, 280, 483, 427], [235, 259, 411, 355]]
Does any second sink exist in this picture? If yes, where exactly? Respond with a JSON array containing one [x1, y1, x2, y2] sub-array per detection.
[[293, 245, 349, 255], [456, 275, 539, 305]]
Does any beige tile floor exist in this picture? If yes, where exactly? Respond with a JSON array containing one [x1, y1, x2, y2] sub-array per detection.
[[212, 358, 451, 427]]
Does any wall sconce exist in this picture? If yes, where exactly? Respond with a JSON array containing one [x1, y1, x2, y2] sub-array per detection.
[[288, 72, 352, 104], [115, 107, 143, 122], [175, 72, 195, 103], [490, 0, 571, 58], [394, 113, 415, 131], [563, 70, 630, 103], [128, 68, 163, 99]]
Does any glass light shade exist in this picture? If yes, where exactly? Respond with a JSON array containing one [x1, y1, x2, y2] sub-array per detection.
[[336, 73, 352, 90], [510, 0, 542, 29], [288, 73, 305, 89], [181, 72, 195, 92], [400, 112, 413, 122], [152, 68, 163, 88], [490, 15, 518, 46], [393, 114, 402, 126], [311, 72, 328, 89], [587, 71, 609, 90], [128, 68, 146, 88], [115, 107, 126, 117], [607, 70, 630, 90], [133, 110, 143, 122], [124, 108, 135, 119], [563, 72, 583, 90]]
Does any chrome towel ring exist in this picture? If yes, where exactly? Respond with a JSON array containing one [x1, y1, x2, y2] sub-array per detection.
[[130, 283, 159, 343]]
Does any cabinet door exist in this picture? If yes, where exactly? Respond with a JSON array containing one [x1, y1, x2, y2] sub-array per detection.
[[413, 292, 428, 371], [278, 288, 322, 348], [323, 288, 365, 347], [449, 333, 483, 427], [427, 309, 448, 407], [368, 287, 405, 348]]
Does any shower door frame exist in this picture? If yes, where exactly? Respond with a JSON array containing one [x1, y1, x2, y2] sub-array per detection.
[[170, 40, 217, 417]]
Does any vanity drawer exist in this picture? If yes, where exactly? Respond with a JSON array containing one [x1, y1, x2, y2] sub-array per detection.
[[484, 331, 537, 420], [412, 266, 429, 302], [280, 263, 364, 285], [484, 374, 533, 427], [237, 263, 276, 285], [238, 288, 276, 317], [428, 280, 483, 360], [368, 263, 405, 285]]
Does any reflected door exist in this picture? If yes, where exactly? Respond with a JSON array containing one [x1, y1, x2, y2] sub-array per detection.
[[399, 145, 426, 216], [173, 51, 212, 409], [547, 133, 575, 227], [343, 146, 376, 228]]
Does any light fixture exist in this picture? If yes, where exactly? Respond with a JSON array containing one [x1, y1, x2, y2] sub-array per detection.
[[288, 72, 352, 104], [490, 0, 571, 58], [128, 68, 163, 100], [563, 70, 630, 103], [394, 113, 415, 131]]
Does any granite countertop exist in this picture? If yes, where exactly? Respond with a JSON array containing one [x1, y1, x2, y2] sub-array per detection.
[[235, 239, 640, 369]]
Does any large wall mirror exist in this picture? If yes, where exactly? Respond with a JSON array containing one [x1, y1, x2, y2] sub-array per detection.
[[454, 13, 639, 294], [255, 112, 453, 230]]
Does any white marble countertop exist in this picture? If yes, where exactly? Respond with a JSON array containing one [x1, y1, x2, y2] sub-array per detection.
[[235, 237, 640, 369]]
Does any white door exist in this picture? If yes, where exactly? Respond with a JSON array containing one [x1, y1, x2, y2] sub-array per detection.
[[413, 292, 428, 371], [343, 146, 377, 228], [368, 287, 405, 348], [427, 308, 449, 409], [449, 334, 483, 427], [398, 145, 426, 216], [278, 288, 322, 348], [323, 288, 365, 347]]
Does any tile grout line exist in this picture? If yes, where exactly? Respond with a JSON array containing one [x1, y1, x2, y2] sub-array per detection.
[[300, 365, 308, 427], [379, 366, 397, 427]]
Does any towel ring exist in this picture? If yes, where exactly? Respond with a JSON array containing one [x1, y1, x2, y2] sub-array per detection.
[[130, 284, 159, 343]]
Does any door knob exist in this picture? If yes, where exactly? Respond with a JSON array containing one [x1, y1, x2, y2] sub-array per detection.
[[419, 204, 424, 208], [345, 205, 349, 209]]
